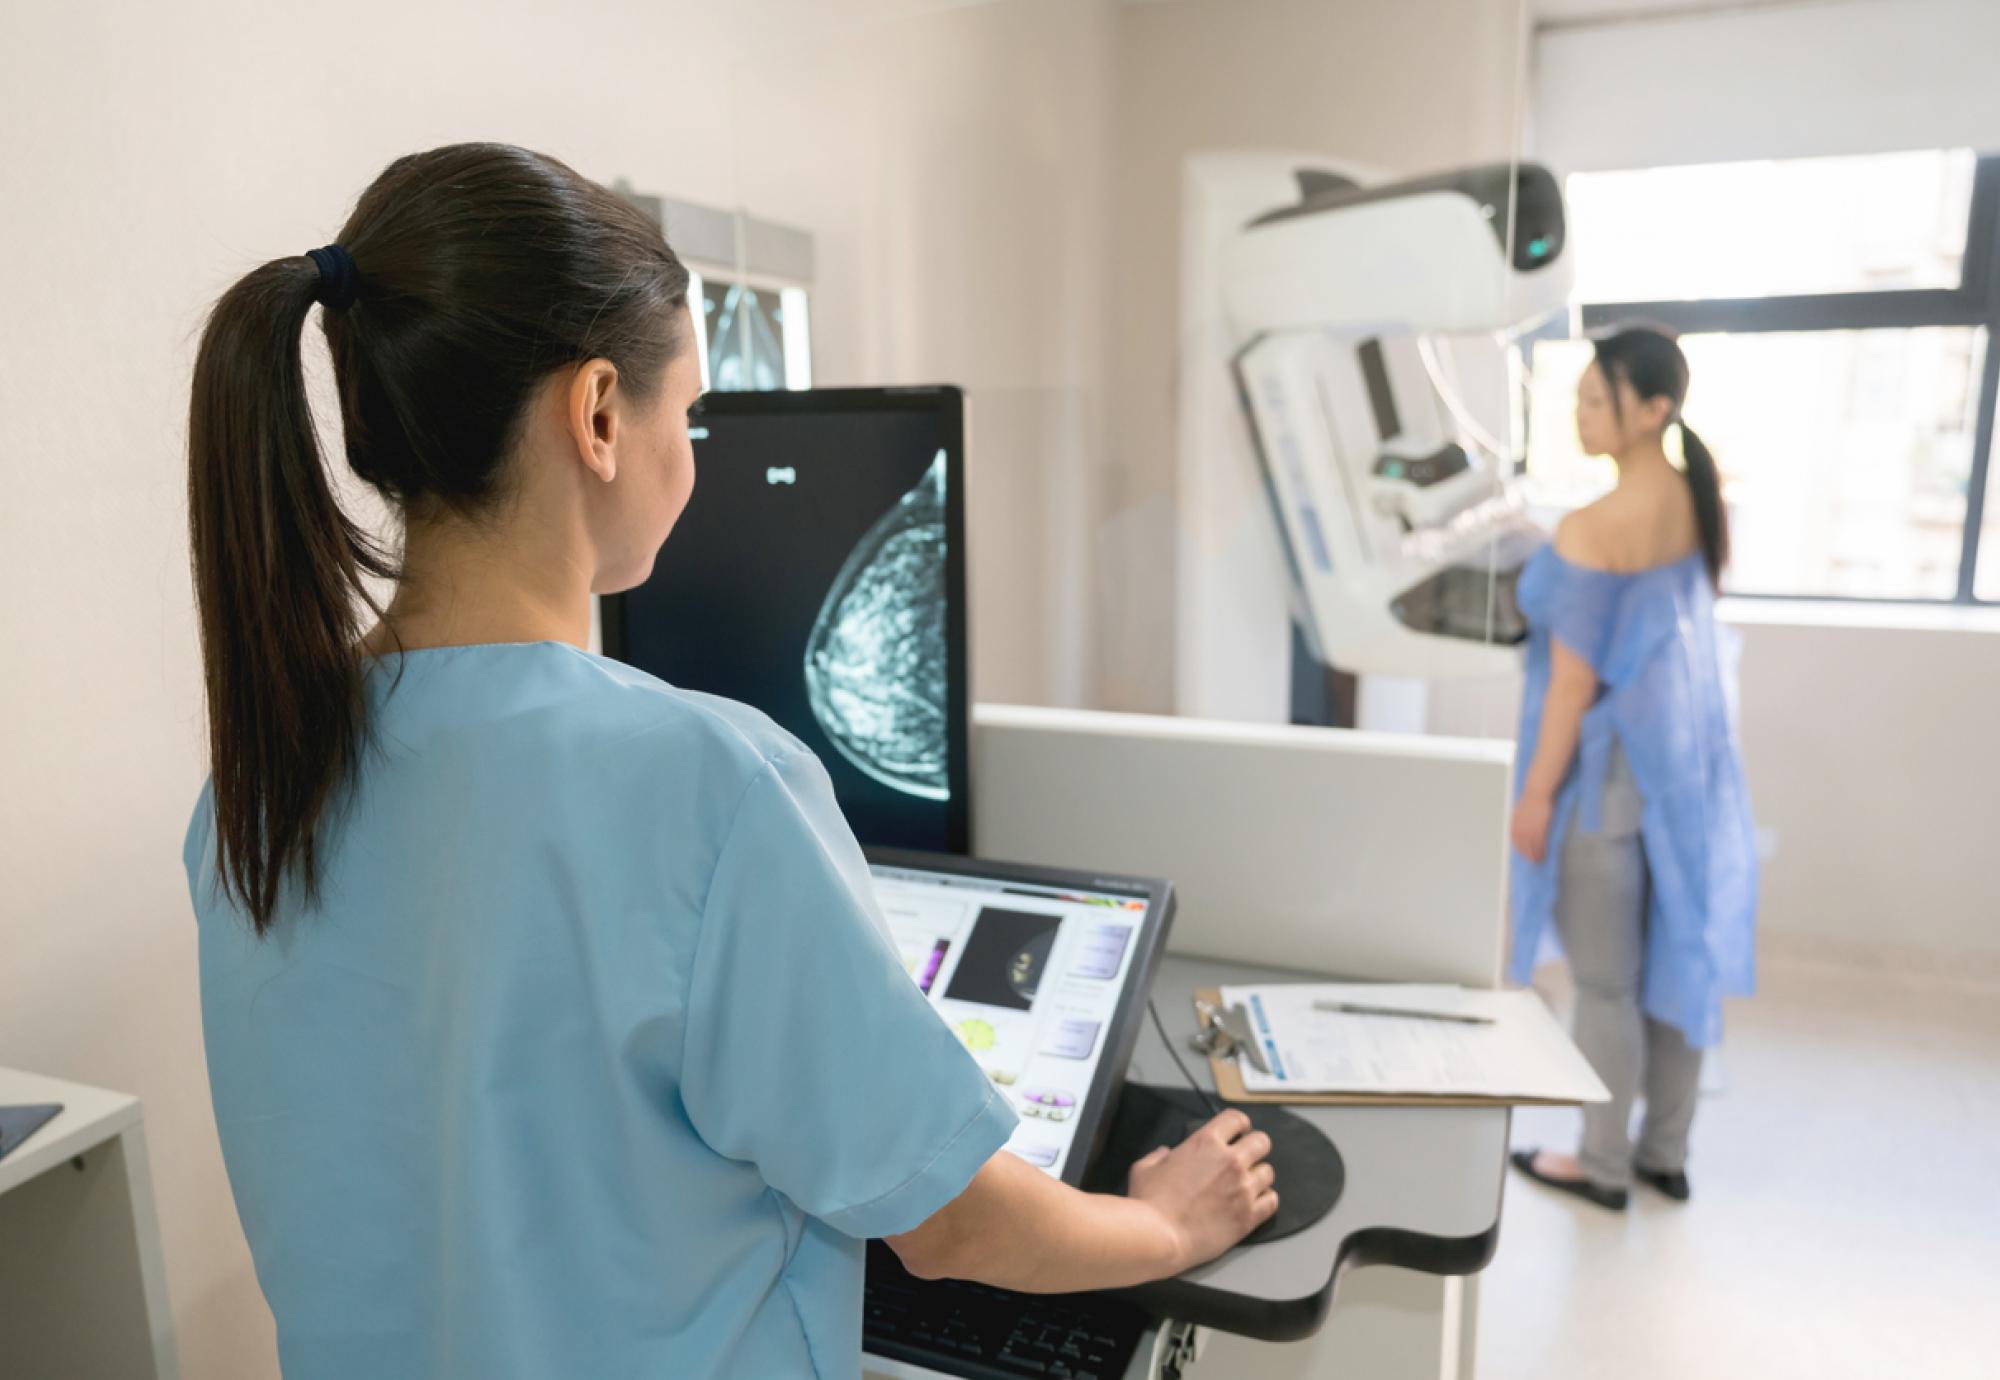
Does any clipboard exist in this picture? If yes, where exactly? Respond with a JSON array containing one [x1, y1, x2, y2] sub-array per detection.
[[1194, 987, 1600, 1108]]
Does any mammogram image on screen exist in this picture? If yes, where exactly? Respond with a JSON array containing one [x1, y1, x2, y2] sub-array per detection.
[[804, 451, 949, 800]]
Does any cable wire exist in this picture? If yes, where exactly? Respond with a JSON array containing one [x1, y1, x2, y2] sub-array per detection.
[[1147, 998, 1225, 1118]]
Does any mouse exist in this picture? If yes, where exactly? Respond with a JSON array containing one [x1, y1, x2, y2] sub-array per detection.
[[1085, 1084, 1342, 1246]]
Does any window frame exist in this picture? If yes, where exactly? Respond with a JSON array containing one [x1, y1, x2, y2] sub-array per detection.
[[1572, 153, 2000, 606]]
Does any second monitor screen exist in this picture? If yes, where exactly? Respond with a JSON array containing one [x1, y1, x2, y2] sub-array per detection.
[[606, 391, 967, 853], [872, 863, 1151, 1181]]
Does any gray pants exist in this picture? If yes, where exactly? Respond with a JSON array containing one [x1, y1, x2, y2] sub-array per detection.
[[1553, 743, 1703, 1189]]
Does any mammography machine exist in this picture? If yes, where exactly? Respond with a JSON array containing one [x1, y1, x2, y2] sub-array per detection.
[[1178, 155, 1574, 724]]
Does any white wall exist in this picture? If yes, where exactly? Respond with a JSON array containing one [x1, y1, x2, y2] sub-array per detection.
[[0, 2, 1118, 1373], [1101, 0, 1531, 711], [1534, 0, 2000, 173], [726, 2, 1119, 710], [1723, 608, 2000, 968]]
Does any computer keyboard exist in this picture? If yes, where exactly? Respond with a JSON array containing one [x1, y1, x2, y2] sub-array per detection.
[[863, 1242, 1148, 1380]]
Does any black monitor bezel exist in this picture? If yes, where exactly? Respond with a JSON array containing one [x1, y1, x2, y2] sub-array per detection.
[[601, 385, 971, 855], [864, 847, 1177, 1189]]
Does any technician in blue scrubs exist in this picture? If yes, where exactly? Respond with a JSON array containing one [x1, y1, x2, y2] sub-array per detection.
[[183, 143, 1276, 1380], [1506, 327, 1758, 1212]]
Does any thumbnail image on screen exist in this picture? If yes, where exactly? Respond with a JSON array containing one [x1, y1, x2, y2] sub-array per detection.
[[872, 865, 1149, 1180], [604, 392, 966, 852]]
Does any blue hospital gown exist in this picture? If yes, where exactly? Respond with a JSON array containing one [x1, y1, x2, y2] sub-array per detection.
[[184, 641, 1016, 1380], [1508, 548, 1759, 1048]]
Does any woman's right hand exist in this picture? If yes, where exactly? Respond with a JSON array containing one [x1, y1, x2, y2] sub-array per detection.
[[1126, 1109, 1279, 1270], [1511, 788, 1555, 864]]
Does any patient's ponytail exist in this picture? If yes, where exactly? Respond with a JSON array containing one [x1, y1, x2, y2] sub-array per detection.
[[1676, 421, 1728, 588]]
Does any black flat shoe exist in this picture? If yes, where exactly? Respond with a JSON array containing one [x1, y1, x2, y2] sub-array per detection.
[[1635, 1165, 1691, 1201], [1510, 1149, 1629, 1211]]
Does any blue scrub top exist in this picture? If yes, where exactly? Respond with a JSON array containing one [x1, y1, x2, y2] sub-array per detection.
[[1508, 548, 1759, 1048], [185, 642, 1017, 1380]]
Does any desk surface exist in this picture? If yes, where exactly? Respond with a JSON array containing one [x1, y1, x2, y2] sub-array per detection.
[[0, 1067, 142, 1197], [1114, 955, 1509, 1341]]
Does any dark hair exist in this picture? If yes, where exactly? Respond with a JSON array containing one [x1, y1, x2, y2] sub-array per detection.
[[1591, 325, 1729, 587], [188, 143, 691, 934]]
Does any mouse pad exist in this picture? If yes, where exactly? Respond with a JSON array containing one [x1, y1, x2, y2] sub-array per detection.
[[1083, 1084, 1342, 1246]]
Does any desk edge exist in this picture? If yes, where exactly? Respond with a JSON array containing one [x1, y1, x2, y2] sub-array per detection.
[[1111, 1206, 1505, 1342], [0, 1097, 144, 1197]]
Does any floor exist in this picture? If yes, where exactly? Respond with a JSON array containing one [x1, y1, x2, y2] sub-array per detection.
[[1476, 951, 2000, 1380]]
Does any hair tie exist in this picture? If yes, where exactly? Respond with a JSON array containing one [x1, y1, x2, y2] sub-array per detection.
[[305, 244, 358, 310]]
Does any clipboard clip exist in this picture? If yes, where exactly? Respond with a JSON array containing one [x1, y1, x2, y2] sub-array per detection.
[[1191, 997, 1270, 1075]]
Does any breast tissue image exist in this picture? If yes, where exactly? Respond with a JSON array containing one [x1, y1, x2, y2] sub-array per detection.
[[804, 450, 950, 800]]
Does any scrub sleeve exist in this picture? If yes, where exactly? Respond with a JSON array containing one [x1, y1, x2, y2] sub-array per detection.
[[681, 749, 1018, 1237]]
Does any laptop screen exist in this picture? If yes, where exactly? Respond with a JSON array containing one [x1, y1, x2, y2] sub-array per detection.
[[867, 851, 1175, 1185]]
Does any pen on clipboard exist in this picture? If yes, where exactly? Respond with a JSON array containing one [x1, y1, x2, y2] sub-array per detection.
[[1313, 999, 1495, 1026]]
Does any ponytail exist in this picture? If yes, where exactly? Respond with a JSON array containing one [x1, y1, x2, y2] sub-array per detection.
[[187, 257, 391, 934], [187, 144, 690, 937], [1677, 421, 1729, 589]]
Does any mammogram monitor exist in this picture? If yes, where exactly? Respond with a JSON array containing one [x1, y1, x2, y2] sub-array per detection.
[[602, 387, 970, 853]]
